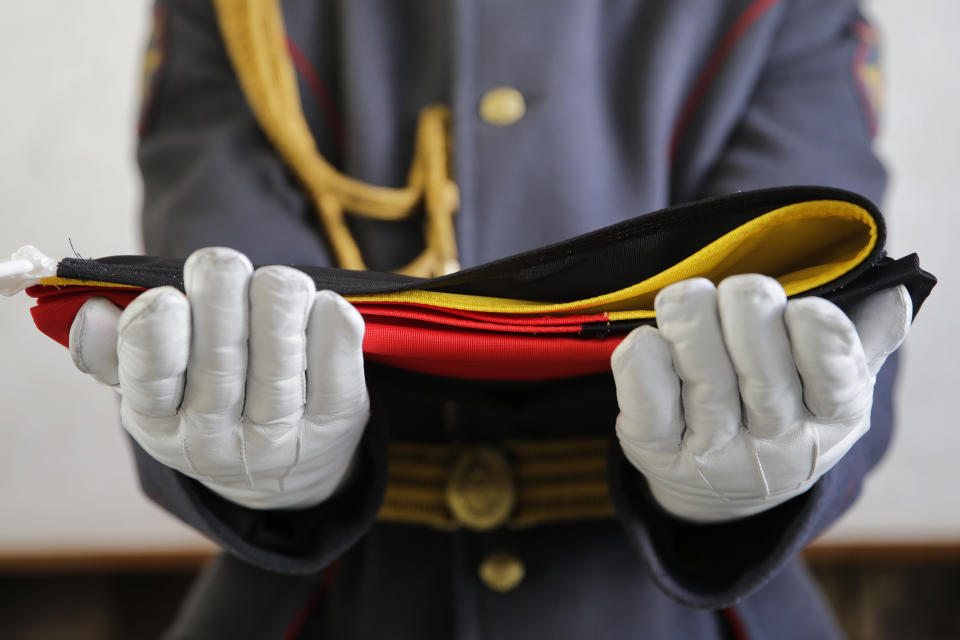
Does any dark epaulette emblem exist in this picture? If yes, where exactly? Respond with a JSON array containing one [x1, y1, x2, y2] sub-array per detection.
[[852, 21, 883, 138]]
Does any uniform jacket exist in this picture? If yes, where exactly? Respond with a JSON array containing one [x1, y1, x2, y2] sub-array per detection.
[[135, 0, 890, 638]]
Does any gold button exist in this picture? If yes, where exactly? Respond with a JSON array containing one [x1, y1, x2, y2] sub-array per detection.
[[479, 551, 525, 593], [479, 87, 526, 126], [445, 446, 516, 531]]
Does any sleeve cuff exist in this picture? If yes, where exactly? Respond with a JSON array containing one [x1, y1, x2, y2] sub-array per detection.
[[130, 409, 388, 576], [608, 439, 859, 609], [608, 351, 899, 608]]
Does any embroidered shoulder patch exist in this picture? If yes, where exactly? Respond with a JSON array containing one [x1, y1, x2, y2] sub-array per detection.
[[138, 3, 168, 137], [852, 21, 883, 137]]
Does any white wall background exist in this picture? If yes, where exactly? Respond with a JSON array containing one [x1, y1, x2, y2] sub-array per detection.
[[0, 0, 956, 555], [0, 1, 211, 554]]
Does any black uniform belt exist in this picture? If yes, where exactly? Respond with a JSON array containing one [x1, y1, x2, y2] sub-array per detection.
[[377, 438, 615, 531]]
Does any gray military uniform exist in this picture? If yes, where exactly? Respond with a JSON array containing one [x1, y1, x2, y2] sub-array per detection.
[[136, 0, 890, 637]]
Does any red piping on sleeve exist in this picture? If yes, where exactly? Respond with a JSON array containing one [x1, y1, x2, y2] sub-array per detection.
[[282, 560, 340, 640], [722, 606, 751, 640], [669, 0, 781, 163], [286, 37, 348, 153]]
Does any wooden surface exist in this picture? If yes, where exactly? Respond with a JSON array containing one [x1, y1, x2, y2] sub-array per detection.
[[0, 559, 957, 639]]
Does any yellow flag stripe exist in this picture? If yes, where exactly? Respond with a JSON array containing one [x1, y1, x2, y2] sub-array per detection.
[[40, 199, 876, 321], [347, 200, 877, 316]]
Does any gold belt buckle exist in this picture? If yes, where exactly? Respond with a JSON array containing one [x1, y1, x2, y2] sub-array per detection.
[[444, 446, 516, 531]]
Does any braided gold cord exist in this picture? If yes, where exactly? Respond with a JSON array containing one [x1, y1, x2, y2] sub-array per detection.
[[213, 0, 459, 277]]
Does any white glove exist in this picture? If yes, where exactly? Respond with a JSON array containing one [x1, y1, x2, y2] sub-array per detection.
[[69, 247, 370, 510], [612, 275, 911, 522]]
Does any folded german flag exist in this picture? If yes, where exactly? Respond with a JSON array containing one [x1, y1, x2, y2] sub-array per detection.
[[18, 187, 936, 380]]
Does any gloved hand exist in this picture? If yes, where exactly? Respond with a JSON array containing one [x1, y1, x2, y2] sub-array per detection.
[[68, 247, 369, 510], [612, 275, 911, 522]]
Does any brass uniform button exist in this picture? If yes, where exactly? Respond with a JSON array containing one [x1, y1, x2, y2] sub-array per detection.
[[445, 446, 517, 531], [479, 551, 526, 593], [479, 87, 526, 126]]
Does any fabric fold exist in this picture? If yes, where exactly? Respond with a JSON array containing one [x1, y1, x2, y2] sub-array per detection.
[[23, 186, 935, 380]]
